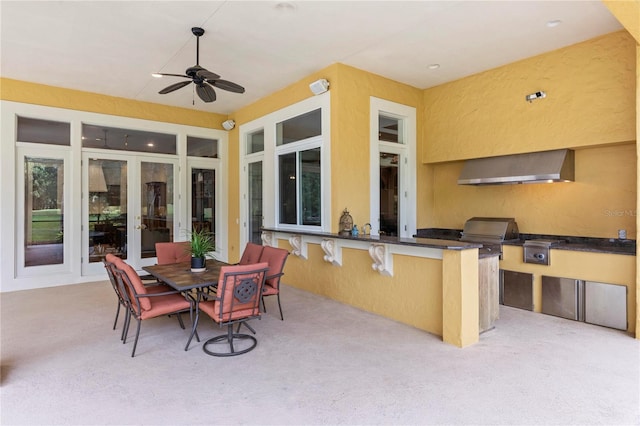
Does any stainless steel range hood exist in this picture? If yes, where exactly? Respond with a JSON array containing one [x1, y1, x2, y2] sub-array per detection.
[[458, 149, 575, 185]]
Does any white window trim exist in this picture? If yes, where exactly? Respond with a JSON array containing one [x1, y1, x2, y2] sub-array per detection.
[[369, 97, 416, 238], [239, 93, 331, 250], [15, 146, 73, 278], [186, 157, 226, 260], [0, 100, 228, 292]]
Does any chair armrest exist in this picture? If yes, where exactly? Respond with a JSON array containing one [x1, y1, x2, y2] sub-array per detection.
[[196, 289, 219, 302], [135, 289, 184, 299], [265, 272, 284, 281]]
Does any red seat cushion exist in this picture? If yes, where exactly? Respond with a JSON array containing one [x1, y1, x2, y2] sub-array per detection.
[[139, 293, 192, 320]]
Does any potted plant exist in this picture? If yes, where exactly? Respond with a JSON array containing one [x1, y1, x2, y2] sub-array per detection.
[[187, 228, 215, 272]]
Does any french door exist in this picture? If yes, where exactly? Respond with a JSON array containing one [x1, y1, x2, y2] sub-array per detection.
[[82, 152, 178, 275]]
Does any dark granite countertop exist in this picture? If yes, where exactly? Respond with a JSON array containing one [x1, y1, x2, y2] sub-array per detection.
[[416, 228, 636, 256], [261, 228, 483, 251]]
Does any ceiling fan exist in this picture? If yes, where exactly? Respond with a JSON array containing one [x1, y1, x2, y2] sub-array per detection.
[[153, 27, 245, 103]]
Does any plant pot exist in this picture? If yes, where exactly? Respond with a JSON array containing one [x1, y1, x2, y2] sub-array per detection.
[[191, 256, 206, 272]]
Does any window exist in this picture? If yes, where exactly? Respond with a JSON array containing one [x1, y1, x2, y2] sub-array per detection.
[[276, 109, 322, 227], [278, 151, 322, 226], [370, 97, 416, 238], [276, 108, 321, 146], [82, 124, 177, 155], [17, 117, 70, 146], [240, 93, 329, 245], [378, 115, 403, 144], [247, 130, 264, 154], [187, 136, 218, 158]]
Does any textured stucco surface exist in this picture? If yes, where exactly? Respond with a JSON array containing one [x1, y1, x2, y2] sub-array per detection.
[[0, 78, 226, 128], [428, 143, 636, 238], [423, 31, 636, 163], [283, 242, 445, 337]]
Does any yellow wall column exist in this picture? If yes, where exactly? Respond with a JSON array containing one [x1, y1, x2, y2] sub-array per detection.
[[602, 0, 640, 339], [442, 249, 479, 347]]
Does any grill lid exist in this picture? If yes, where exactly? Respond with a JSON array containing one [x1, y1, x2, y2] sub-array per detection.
[[460, 217, 519, 243]]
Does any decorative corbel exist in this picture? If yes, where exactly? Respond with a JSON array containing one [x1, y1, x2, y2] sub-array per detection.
[[321, 238, 342, 266], [261, 231, 273, 247], [369, 243, 393, 276], [288, 234, 307, 259]]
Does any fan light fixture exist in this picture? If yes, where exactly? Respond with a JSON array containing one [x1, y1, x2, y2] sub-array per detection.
[[153, 27, 245, 103], [222, 119, 235, 131], [309, 79, 329, 95]]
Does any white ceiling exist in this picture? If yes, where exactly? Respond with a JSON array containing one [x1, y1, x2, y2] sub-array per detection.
[[0, 1, 622, 115]]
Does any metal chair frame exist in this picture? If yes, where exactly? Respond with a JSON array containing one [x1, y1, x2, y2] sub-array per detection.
[[113, 265, 198, 357], [191, 265, 268, 357], [103, 258, 127, 335], [259, 247, 290, 321]]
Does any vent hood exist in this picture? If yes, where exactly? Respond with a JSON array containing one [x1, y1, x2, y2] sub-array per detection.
[[458, 149, 575, 185]]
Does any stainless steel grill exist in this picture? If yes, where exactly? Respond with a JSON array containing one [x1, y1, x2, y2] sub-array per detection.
[[460, 217, 520, 256]]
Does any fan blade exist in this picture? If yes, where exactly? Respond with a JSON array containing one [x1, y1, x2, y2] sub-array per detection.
[[210, 79, 245, 94], [159, 80, 192, 94], [195, 69, 221, 81], [155, 72, 190, 78], [196, 83, 216, 103]]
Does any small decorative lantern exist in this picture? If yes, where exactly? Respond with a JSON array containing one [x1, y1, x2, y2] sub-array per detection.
[[339, 208, 353, 236]]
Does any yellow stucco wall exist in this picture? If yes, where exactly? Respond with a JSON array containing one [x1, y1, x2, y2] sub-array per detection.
[[423, 31, 636, 163], [442, 249, 479, 347], [227, 63, 423, 261], [0, 78, 226, 128], [603, 0, 640, 43], [279, 239, 445, 336], [427, 143, 637, 238]]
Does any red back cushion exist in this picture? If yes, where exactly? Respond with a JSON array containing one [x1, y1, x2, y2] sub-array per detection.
[[120, 261, 151, 311], [214, 262, 268, 322], [156, 241, 191, 265], [239, 242, 264, 265], [258, 246, 289, 289]]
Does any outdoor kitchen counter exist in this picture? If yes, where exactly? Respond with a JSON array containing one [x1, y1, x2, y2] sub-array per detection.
[[261, 228, 495, 348], [502, 236, 636, 256], [262, 228, 483, 251], [416, 228, 636, 256]]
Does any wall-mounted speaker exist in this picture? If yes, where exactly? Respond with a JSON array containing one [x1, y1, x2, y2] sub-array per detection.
[[309, 79, 329, 95], [222, 119, 235, 131]]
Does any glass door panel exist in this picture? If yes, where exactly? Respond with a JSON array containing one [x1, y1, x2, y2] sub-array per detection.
[[83, 153, 177, 275], [24, 157, 65, 267], [88, 158, 128, 263], [140, 162, 174, 259], [191, 168, 215, 237], [379, 152, 399, 236], [248, 161, 263, 244]]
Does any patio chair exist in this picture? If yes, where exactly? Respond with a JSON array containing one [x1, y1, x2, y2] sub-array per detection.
[[258, 246, 290, 320], [113, 260, 196, 357], [194, 263, 269, 357], [155, 241, 191, 264], [103, 253, 172, 334], [238, 242, 264, 265], [103, 254, 127, 332]]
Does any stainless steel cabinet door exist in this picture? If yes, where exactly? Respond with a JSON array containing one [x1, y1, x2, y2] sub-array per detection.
[[541, 276, 581, 321], [500, 270, 534, 311], [584, 281, 627, 331]]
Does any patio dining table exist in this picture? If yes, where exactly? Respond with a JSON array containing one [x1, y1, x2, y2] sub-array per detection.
[[142, 259, 229, 350]]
